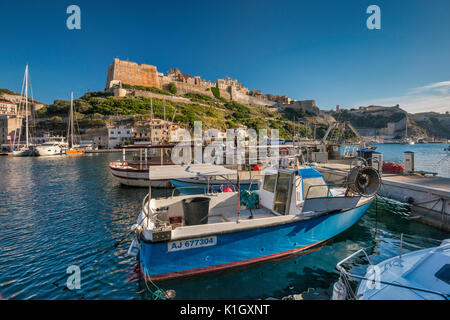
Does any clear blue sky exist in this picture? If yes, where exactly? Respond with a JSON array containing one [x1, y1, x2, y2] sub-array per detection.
[[0, 0, 449, 112]]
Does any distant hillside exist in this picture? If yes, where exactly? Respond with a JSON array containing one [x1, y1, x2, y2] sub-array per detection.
[[410, 112, 450, 138], [327, 105, 435, 138], [35, 91, 321, 139]]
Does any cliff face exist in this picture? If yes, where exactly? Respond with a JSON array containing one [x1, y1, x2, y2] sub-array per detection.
[[326, 105, 432, 138], [410, 112, 450, 138]]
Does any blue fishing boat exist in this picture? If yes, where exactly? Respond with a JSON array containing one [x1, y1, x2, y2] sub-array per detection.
[[128, 164, 381, 282]]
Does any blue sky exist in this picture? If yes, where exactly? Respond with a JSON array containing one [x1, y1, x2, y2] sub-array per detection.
[[0, 0, 449, 113]]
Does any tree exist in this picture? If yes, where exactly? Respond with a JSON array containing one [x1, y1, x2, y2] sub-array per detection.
[[50, 116, 62, 124], [168, 82, 177, 94]]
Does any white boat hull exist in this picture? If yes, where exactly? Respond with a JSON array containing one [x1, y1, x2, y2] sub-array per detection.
[[35, 145, 64, 156], [109, 162, 172, 188], [12, 148, 35, 157]]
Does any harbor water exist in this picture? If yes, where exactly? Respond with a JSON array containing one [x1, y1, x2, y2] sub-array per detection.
[[0, 149, 448, 300], [370, 143, 449, 177]]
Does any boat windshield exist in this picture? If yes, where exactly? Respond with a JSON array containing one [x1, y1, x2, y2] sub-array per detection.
[[303, 177, 329, 199]]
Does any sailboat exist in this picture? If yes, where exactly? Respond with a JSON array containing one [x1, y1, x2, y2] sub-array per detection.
[[12, 64, 36, 156], [65, 92, 85, 155], [402, 114, 415, 145]]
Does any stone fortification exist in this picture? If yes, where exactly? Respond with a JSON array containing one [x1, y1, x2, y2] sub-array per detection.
[[105, 59, 293, 107], [106, 59, 160, 89]]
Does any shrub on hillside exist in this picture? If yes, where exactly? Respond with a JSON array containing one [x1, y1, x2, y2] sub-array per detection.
[[168, 82, 177, 94]]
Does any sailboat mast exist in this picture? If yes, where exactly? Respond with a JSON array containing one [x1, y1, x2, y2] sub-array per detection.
[[25, 64, 29, 147], [150, 97, 153, 145], [70, 92, 74, 147], [405, 114, 408, 138]]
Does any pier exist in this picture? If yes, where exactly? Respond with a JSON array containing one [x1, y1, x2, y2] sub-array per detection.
[[315, 161, 450, 232]]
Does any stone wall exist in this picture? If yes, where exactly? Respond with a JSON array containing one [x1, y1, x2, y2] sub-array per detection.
[[105, 59, 295, 109], [106, 58, 160, 89]]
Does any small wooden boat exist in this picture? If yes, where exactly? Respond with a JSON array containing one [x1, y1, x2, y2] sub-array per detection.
[[128, 163, 381, 282], [109, 145, 177, 187], [109, 161, 175, 187]]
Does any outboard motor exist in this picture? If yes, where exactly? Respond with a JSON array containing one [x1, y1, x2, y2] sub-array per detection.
[[346, 166, 381, 197]]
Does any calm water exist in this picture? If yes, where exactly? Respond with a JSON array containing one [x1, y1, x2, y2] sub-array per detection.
[[370, 143, 449, 177], [0, 150, 448, 300]]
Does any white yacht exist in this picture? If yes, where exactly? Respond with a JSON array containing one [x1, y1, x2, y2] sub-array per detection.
[[35, 137, 68, 156]]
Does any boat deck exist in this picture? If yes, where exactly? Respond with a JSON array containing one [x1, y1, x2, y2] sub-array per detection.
[[208, 207, 277, 223]]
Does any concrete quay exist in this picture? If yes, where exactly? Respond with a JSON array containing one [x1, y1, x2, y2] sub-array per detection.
[[315, 161, 450, 232]]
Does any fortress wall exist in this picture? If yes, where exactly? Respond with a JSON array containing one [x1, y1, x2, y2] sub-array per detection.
[[230, 88, 273, 107], [105, 59, 280, 108], [106, 59, 160, 89]]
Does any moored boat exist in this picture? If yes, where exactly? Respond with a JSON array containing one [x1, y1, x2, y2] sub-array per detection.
[[35, 137, 67, 156], [334, 239, 450, 300], [128, 163, 381, 282], [65, 92, 85, 156], [109, 161, 174, 187]]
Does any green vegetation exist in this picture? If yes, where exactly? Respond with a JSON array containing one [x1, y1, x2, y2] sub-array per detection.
[[330, 109, 406, 128], [0, 88, 20, 96], [210, 87, 220, 99], [210, 87, 227, 103], [121, 84, 172, 95], [168, 82, 177, 94]]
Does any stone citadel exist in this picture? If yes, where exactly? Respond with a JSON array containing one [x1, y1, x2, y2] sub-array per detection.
[[105, 58, 316, 110]]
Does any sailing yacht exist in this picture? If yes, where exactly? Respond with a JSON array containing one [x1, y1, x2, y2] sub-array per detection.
[[402, 114, 415, 145], [65, 92, 85, 155], [12, 65, 36, 156]]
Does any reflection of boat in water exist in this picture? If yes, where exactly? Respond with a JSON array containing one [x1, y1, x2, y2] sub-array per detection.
[[334, 239, 450, 300], [128, 163, 381, 282], [444, 146, 450, 151]]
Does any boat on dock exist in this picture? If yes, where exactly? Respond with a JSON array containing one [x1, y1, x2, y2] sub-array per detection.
[[127, 162, 381, 282], [334, 238, 450, 300]]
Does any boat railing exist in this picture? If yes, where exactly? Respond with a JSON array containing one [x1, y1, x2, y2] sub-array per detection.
[[304, 182, 354, 199], [336, 247, 449, 300], [169, 185, 211, 198]]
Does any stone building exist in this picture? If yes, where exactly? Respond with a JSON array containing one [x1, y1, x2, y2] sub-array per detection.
[[105, 58, 300, 109], [105, 58, 160, 89], [0, 100, 20, 148], [281, 100, 319, 115]]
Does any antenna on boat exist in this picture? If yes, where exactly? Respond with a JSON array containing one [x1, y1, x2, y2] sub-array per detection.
[[237, 164, 240, 223], [148, 156, 152, 221]]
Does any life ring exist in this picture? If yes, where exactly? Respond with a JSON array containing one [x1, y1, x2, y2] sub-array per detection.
[[279, 147, 290, 156]]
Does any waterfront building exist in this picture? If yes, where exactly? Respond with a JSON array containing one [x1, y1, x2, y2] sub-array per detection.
[[0, 100, 21, 149], [108, 126, 132, 149]]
